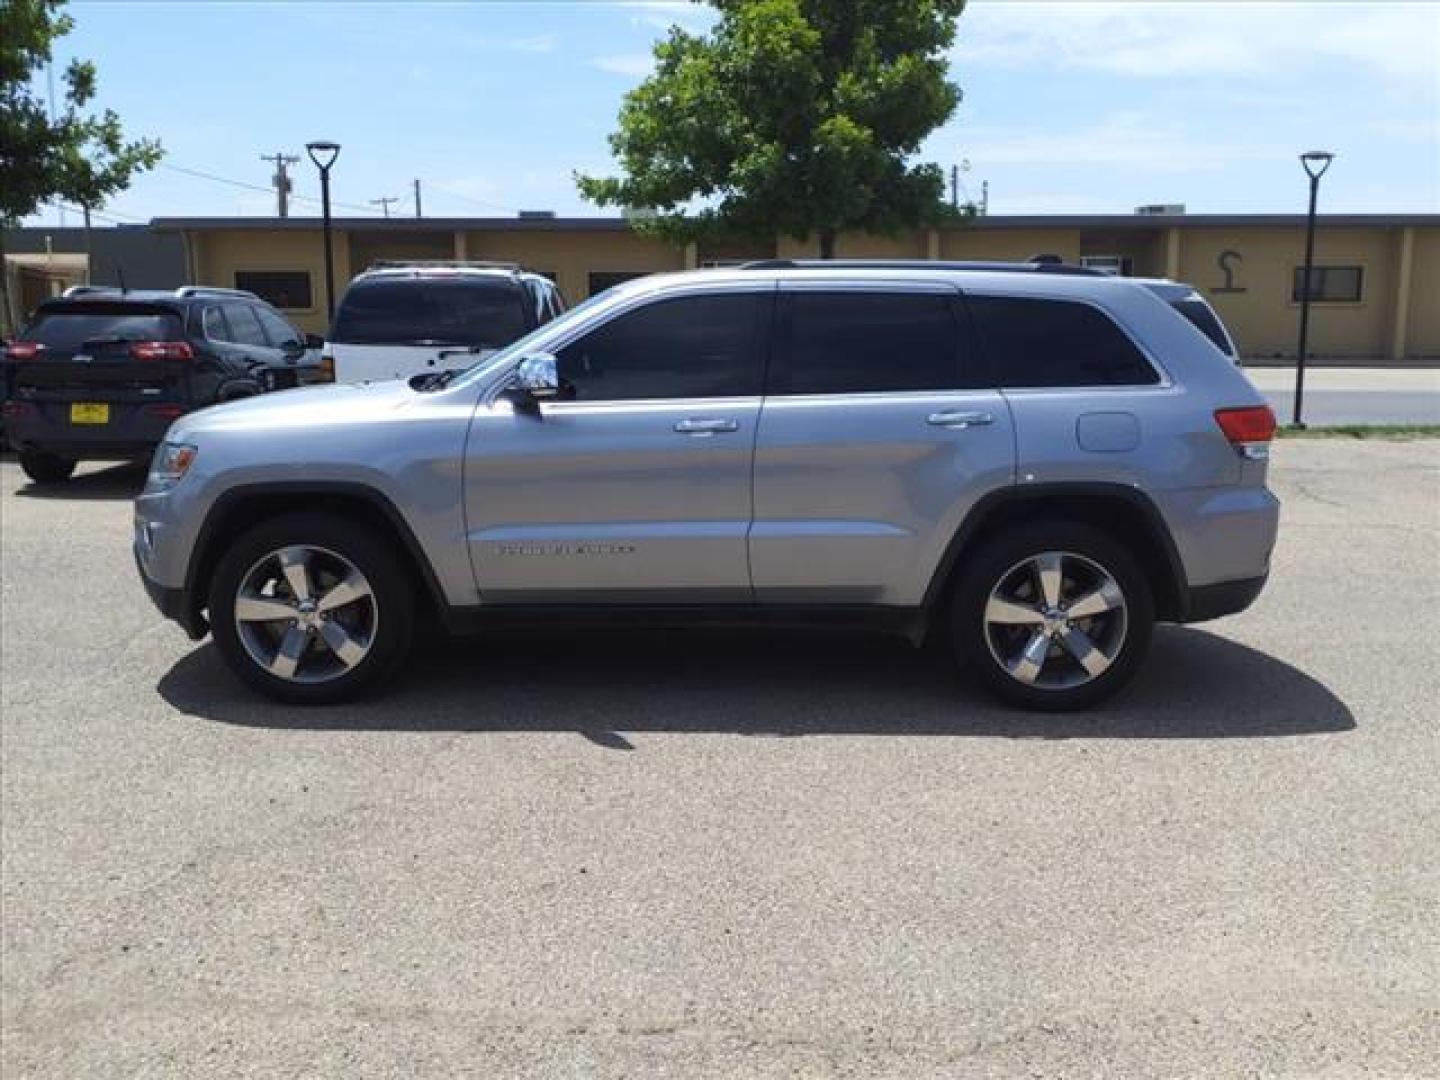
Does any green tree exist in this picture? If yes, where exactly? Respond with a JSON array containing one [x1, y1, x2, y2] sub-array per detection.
[[1, 0, 162, 333], [578, 0, 967, 259]]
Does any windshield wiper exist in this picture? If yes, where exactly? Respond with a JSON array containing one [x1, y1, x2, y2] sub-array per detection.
[[411, 368, 463, 392]]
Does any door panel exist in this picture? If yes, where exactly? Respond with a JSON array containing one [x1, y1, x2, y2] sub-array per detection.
[[750, 391, 1014, 604], [463, 287, 772, 603], [750, 285, 1016, 607]]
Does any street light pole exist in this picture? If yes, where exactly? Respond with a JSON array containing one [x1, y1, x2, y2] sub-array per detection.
[[1293, 150, 1334, 429], [305, 140, 342, 325]]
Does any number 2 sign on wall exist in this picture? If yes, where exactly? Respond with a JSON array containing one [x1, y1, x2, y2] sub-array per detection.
[[1212, 250, 1247, 294]]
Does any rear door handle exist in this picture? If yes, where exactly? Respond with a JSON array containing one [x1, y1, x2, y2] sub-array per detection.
[[674, 417, 740, 435], [927, 410, 995, 428]]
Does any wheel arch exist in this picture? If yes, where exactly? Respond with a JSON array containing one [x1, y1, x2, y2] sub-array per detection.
[[922, 483, 1189, 625], [183, 482, 448, 633]]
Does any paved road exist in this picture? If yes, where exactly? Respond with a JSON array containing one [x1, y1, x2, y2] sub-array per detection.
[[1245, 366, 1440, 426], [3, 443, 1438, 1077]]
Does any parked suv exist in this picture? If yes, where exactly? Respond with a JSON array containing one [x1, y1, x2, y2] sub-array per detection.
[[4, 286, 322, 484], [135, 261, 1278, 710], [324, 262, 565, 384]]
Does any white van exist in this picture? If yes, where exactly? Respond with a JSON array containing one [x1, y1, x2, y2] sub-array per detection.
[[323, 262, 565, 383]]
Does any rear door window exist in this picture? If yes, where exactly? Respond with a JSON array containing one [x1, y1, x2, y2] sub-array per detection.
[[774, 291, 970, 395], [331, 279, 527, 347], [968, 295, 1159, 388], [202, 305, 231, 342], [22, 308, 178, 351]]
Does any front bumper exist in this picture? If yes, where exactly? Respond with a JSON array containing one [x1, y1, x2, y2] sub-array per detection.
[[134, 541, 207, 640]]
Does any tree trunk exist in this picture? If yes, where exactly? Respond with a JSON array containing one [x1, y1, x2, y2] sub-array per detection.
[[0, 227, 16, 339], [819, 229, 837, 260]]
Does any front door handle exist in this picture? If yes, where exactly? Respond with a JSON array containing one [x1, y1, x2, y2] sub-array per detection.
[[674, 417, 740, 435], [927, 410, 995, 429]]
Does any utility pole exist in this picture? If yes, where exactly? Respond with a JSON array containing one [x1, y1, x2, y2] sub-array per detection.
[[371, 196, 398, 218], [413, 178, 423, 218], [949, 164, 958, 210], [981, 180, 989, 216], [260, 152, 299, 217]]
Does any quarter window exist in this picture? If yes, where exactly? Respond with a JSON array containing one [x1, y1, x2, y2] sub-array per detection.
[[1291, 265, 1362, 303], [201, 305, 230, 341], [777, 292, 968, 395], [555, 293, 765, 401], [968, 295, 1158, 388]]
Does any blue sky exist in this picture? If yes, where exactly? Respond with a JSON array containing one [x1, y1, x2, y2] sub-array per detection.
[[26, 0, 1440, 227]]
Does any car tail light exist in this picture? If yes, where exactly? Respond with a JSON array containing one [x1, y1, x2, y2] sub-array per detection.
[[129, 341, 194, 362], [1215, 406, 1277, 459], [4, 341, 44, 361], [1, 400, 36, 418], [318, 354, 335, 382], [144, 404, 186, 420]]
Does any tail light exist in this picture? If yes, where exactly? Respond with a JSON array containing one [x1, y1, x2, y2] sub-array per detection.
[[129, 341, 194, 362], [1215, 406, 1277, 460], [2, 401, 36, 418], [4, 341, 44, 361], [318, 353, 335, 382], [144, 404, 186, 420]]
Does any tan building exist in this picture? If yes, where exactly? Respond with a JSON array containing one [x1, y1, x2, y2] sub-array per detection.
[[151, 213, 1439, 365]]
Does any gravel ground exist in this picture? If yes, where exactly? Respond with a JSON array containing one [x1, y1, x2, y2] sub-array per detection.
[[2, 440, 1438, 1078]]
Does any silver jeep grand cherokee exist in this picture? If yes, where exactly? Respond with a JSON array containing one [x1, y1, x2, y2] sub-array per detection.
[[134, 261, 1279, 710]]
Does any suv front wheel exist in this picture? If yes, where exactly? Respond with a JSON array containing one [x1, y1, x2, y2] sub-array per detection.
[[951, 521, 1154, 711], [208, 513, 415, 704]]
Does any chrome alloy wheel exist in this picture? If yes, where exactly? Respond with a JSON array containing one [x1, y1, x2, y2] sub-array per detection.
[[983, 551, 1128, 691], [233, 545, 378, 684]]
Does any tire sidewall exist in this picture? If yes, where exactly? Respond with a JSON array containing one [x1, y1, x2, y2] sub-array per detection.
[[208, 512, 415, 704], [19, 450, 76, 484], [952, 521, 1154, 711]]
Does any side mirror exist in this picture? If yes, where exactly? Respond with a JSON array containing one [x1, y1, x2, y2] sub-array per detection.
[[281, 338, 306, 359], [513, 352, 560, 399], [304, 332, 325, 350]]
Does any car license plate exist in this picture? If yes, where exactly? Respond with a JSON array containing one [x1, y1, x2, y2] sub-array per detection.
[[70, 402, 110, 425]]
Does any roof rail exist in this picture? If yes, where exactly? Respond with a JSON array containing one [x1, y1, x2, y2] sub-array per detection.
[[173, 286, 261, 300], [61, 285, 122, 298], [737, 258, 1105, 276], [367, 259, 521, 272]]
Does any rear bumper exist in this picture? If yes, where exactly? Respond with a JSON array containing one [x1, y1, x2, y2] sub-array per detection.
[[5, 404, 175, 459]]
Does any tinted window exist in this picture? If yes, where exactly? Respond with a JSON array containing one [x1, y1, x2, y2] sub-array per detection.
[[779, 292, 965, 395], [969, 296, 1158, 387], [22, 307, 178, 350], [556, 293, 764, 401], [222, 303, 269, 347], [332, 280, 527, 347], [1291, 265, 1362, 303], [255, 306, 302, 348], [1171, 297, 1234, 357], [235, 271, 313, 310]]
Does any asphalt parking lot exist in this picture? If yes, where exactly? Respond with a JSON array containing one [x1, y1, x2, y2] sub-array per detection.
[[2, 440, 1438, 1078]]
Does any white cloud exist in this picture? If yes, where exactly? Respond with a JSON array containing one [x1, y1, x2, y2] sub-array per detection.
[[619, 1, 715, 33], [506, 34, 557, 54], [591, 53, 655, 77], [958, 1, 1439, 88]]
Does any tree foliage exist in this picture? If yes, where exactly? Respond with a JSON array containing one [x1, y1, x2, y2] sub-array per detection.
[[1, 0, 162, 329], [577, 0, 967, 257]]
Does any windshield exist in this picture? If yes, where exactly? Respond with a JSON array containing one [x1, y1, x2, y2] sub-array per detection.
[[331, 278, 528, 347], [23, 308, 178, 350]]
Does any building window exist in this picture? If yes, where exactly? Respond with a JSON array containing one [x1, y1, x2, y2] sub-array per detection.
[[1080, 254, 1133, 276], [588, 271, 650, 297], [1292, 265, 1363, 303], [235, 270, 314, 310]]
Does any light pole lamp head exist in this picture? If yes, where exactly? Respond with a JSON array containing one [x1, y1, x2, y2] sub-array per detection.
[[1300, 150, 1335, 180], [306, 140, 341, 172]]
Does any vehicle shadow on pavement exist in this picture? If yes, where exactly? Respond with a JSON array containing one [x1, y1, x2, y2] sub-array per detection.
[[158, 625, 1355, 742], [10, 461, 147, 501]]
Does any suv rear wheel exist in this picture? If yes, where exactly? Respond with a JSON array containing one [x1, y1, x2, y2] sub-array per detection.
[[18, 449, 77, 485], [208, 513, 415, 704], [951, 521, 1154, 711]]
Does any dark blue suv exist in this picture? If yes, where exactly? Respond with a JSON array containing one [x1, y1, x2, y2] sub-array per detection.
[[3, 286, 322, 484]]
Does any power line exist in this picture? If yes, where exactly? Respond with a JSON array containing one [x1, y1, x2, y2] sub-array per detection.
[[157, 161, 377, 214], [370, 196, 399, 218], [424, 182, 518, 215]]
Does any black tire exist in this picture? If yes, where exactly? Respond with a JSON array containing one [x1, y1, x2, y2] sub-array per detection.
[[208, 512, 415, 704], [951, 520, 1154, 711], [18, 449, 77, 485]]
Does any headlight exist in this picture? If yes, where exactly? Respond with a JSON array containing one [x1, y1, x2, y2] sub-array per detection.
[[148, 441, 198, 488]]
